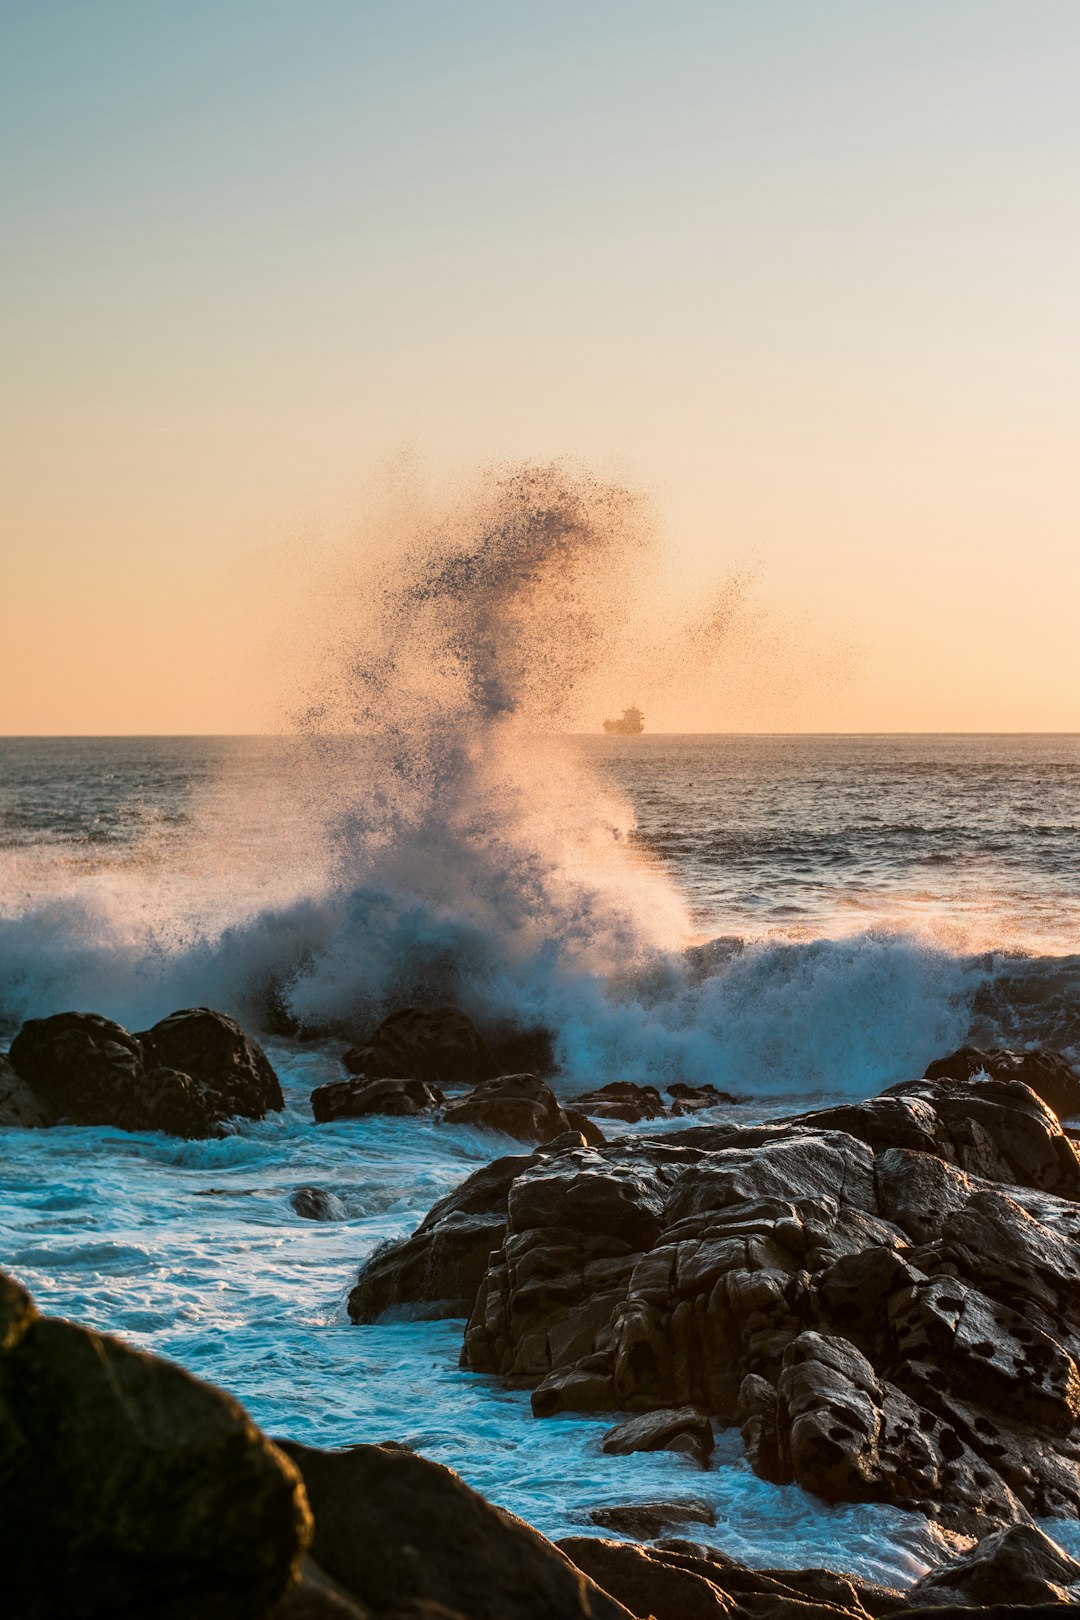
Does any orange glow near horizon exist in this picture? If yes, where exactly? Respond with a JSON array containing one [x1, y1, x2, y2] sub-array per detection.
[[3, 3, 1078, 736]]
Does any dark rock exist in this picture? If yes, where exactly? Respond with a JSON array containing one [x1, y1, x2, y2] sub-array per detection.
[[807, 1073, 1080, 1197], [563, 1107, 608, 1146], [8, 1007, 283, 1137], [277, 1440, 635, 1620], [292, 1186, 349, 1222], [348, 1151, 539, 1323], [668, 1083, 739, 1114], [556, 1538, 733, 1620], [906, 1522, 1080, 1607], [562, 1533, 905, 1619], [312, 1077, 443, 1122], [342, 1007, 498, 1085], [601, 1406, 714, 1469], [570, 1082, 668, 1123], [588, 1499, 716, 1537], [531, 1355, 618, 1416], [9, 1011, 148, 1127], [926, 1044, 1080, 1122], [0, 1271, 311, 1620], [657, 1539, 905, 1618], [442, 1073, 573, 1143], [374, 1071, 1080, 1532], [140, 1005, 284, 1118], [0, 1053, 53, 1127], [269, 1559, 373, 1619]]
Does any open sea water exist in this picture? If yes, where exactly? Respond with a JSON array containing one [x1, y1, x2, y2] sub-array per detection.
[[1, 731, 1078, 1584]]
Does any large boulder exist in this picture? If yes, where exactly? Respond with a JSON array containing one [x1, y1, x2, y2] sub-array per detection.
[[0, 1052, 54, 1127], [342, 1008, 498, 1086], [0, 1272, 311, 1620], [277, 1441, 634, 1620], [442, 1074, 574, 1143], [312, 1078, 443, 1122], [141, 1006, 284, 1118], [925, 1044, 1080, 1122], [9, 1011, 147, 1126], [7, 1007, 284, 1137]]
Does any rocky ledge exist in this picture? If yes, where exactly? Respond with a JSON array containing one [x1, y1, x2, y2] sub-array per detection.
[[351, 1062, 1080, 1537], [7, 1270, 1080, 1619]]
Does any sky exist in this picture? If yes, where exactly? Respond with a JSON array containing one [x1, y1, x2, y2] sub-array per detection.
[[2, 0, 1078, 734]]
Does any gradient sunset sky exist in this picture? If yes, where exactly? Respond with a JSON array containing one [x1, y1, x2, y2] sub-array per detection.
[[3, 1, 1078, 734]]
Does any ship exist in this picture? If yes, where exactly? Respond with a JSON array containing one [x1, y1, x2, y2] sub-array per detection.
[[602, 706, 644, 735]]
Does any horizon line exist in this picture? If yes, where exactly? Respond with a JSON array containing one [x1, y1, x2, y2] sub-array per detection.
[[2, 730, 1078, 742]]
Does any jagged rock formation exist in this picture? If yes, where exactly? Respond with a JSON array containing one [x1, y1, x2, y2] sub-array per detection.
[[354, 1069, 1080, 1535]]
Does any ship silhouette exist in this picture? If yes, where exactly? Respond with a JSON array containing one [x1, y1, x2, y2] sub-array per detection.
[[602, 706, 644, 735]]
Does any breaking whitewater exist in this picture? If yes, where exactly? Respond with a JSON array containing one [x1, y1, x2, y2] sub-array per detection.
[[2, 466, 1080, 1585]]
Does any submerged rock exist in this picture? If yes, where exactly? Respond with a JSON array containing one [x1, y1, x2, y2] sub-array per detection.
[[292, 1186, 349, 1222], [375, 1072, 1080, 1534], [0, 1272, 311, 1620], [277, 1440, 634, 1620], [312, 1077, 443, 1122], [6, 1006, 284, 1137]]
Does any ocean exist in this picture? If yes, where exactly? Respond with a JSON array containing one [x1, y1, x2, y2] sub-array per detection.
[[1, 730, 1079, 1584]]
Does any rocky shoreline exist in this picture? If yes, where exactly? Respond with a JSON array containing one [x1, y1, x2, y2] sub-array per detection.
[[4, 1002, 1080, 1614]]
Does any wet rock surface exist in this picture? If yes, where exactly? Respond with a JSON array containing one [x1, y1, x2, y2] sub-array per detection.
[[292, 1186, 349, 1221], [139, 1006, 285, 1118], [601, 1405, 715, 1468], [560, 1534, 907, 1619], [6, 1007, 284, 1136], [587, 1498, 717, 1536], [905, 1522, 1080, 1608], [363, 1069, 1080, 1534]]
